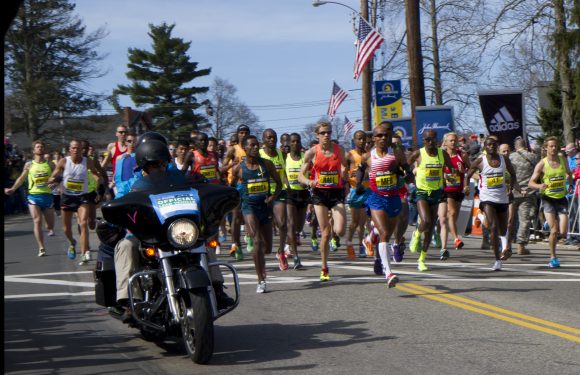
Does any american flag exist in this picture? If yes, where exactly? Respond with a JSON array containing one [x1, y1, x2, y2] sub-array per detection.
[[353, 17, 384, 80], [327, 81, 348, 120], [343, 116, 354, 137]]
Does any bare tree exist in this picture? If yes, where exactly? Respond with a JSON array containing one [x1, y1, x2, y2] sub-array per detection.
[[205, 77, 261, 140]]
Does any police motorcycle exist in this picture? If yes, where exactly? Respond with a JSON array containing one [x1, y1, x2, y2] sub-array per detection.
[[94, 136, 240, 364]]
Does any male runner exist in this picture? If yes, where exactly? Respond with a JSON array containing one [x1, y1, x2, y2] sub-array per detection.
[[407, 130, 456, 271], [345, 130, 370, 259], [528, 137, 574, 268], [231, 135, 282, 293], [298, 121, 347, 281], [357, 122, 413, 287], [466, 136, 521, 270], [101, 125, 128, 179], [5, 140, 56, 256]]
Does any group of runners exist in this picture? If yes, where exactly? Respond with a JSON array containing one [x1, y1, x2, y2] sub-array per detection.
[[5, 121, 575, 294]]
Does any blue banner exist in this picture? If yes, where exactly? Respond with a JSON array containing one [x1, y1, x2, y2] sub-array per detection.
[[375, 80, 402, 106], [415, 106, 454, 147], [390, 117, 413, 150]]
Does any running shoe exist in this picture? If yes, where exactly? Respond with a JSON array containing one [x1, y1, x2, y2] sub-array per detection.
[[358, 245, 367, 258], [362, 238, 374, 257], [276, 252, 289, 271], [454, 238, 464, 250], [219, 231, 226, 243], [67, 243, 76, 260], [284, 244, 292, 258], [410, 229, 421, 253], [386, 273, 399, 288], [417, 251, 428, 272], [293, 256, 304, 270], [311, 239, 319, 252], [392, 243, 403, 263], [492, 260, 502, 271], [320, 268, 330, 282], [38, 248, 46, 257], [548, 258, 560, 268], [329, 238, 338, 252], [78, 253, 89, 265], [85, 251, 91, 261], [500, 247, 512, 261], [235, 245, 244, 261], [229, 244, 238, 257], [373, 258, 384, 275], [346, 245, 356, 260], [334, 236, 341, 248], [244, 234, 250, 244], [247, 237, 254, 253], [439, 249, 450, 261], [47, 230, 55, 237], [432, 232, 442, 248], [256, 281, 267, 294]]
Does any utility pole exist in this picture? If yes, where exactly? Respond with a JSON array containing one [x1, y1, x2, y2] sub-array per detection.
[[405, 0, 426, 148], [361, 0, 372, 131]]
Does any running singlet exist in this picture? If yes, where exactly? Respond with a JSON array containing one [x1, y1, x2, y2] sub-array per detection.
[[192, 150, 219, 184], [111, 142, 126, 176], [227, 144, 246, 184], [348, 150, 369, 188], [478, 154, 508, 204], [285, 152, 306, 191], [62, 156, 89, 196], [416, 148, 444, 191], [240, 159, 270, 206], [259, 148, 287, 193], [28, 160, 52, 195], [541, 156, 567, 199], [443, 152, 465, 193], [369, 148, 399, 196], [312, 144, 343, 189]]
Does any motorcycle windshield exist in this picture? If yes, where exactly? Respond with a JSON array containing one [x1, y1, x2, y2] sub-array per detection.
[[103, 175, 240, 245]]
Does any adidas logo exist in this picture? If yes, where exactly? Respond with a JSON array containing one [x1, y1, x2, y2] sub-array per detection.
[[489, 106, 520, 132]]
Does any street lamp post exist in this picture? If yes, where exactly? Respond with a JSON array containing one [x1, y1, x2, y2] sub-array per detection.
[[313, 0, 373, 132]]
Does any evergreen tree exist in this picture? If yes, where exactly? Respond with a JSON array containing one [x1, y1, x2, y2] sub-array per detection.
[[537, 76, 564, 143], [114, 23, 211, 139], [4, 0, 107, 140]]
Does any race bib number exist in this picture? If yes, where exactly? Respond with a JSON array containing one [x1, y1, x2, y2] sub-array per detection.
[[318, 171, 339, 187], [34, 173, 49, 188], [444, 173, 460, 188], [548, 176, 565, 192], [149, 189, 200, 224], [248, 179, 268, 195], [65, 179, 84, 193], [376, 171, 397, 190], [287, 168, 300, 186], [486, 174, 504, 189], [425, 164, 442, 182], [200, 165, 216, 179]]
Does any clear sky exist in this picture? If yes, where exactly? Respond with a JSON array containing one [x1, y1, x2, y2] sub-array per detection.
[[74, 0, 372, 137]]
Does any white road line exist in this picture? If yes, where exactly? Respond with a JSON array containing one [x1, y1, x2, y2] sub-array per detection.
[[5, 291, 94, 299], [4, 276, 94, 288]]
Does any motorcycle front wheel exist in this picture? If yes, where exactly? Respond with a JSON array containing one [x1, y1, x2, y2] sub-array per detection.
[[179, 288, 214, 364]]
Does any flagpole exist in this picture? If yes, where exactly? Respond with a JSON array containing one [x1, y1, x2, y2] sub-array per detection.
[[313, 0, 373, 132]]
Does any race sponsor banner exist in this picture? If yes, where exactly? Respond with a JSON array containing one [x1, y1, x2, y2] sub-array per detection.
[[373, 80, 403, 124], [390, 117, 413, 150], [478, 90, 525, 147], [415, 106, 454, 147]]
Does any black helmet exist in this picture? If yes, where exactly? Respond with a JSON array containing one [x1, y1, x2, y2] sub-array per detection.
[[137, 131, 167, 146], [95, 219, 126, 248], [135, 139, 171, 169]]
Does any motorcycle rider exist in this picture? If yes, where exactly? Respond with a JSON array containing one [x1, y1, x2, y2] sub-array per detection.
[[113, 134, 234, 322]]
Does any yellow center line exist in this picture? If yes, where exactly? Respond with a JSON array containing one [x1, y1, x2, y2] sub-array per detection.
[[401, 282, 580, 335], [396, 284, 580, 343]]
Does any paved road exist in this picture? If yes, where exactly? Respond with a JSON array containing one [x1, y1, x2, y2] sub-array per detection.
[[4, 213, 580, 374]]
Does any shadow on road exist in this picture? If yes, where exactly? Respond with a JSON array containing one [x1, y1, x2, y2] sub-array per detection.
[[210, 319, 396, 367]]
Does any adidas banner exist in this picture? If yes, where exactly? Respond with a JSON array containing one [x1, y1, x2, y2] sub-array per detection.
[[478, 90, 525, 147]]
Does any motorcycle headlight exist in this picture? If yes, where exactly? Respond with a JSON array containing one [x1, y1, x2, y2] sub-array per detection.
[[167, 218, 199, 249]]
